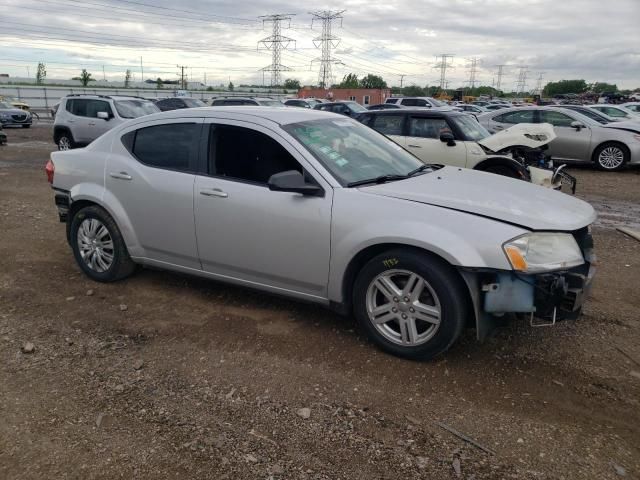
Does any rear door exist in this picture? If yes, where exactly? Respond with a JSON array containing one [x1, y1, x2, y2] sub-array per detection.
[[67, 99, 92, 143], [539, 110, 591, 161], [404, 115, 468, 167], [193, 120, 333, 298], [106, 119, 203, 268]]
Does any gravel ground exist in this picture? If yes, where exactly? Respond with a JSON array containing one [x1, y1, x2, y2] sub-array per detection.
[[1, 125, 639, 479]]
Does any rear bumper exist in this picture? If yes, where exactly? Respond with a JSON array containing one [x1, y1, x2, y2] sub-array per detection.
[[53, 188, 70, 223]]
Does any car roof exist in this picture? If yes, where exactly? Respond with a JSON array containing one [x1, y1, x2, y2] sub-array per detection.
[[121, 106, 339, 127], [63, 94, 149, 101], [359, 108, 466, 118]]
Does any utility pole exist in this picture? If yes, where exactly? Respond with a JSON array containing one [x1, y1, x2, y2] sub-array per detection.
[[140, 56, 144, 83], [177, 65, 187, 89], [495, 64, 507, 92], [102, 65, 106, 81], [399, 74, 406, 88], [433, 54, 455, 90], [258, 14, 296, 87], [310, 10, 345, 89], [466, 57, 479, 90]]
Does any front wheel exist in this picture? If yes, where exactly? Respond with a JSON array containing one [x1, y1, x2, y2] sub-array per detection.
[[593, 143, 628, 171], [70, 205, 137, 282], [352, 250, 469, 360]]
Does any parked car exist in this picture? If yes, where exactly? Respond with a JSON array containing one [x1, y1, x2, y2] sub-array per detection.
[[284, 99, 318, 108], [313, 101, 367, 117], [457, 104, 487, 114], [620, 102, 640, 114], [385, 97, 448, 108], [483, 104, 510, 111], [53, 94, 160, 150], [0, 100, 33, 127], [479, 106, 640, 170], [587, 105, 640, 121], [367, 103, 402, 110], [46, 107, 596, 360], [154, 97, 206, 111], [211, 97, 283, 107], [0, 95, 30, 112], [549, 104, 621, 125], [355, 109, 568, 188]]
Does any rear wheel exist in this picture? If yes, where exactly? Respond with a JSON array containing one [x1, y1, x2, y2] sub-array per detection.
[[352, 249, 469, 360], [593, 143, 628, 171], [70, 206, 136, 282], [57, 132, 75, 151]]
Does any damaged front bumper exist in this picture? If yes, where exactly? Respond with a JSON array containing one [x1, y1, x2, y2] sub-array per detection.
[[461, 227, 595, 339]]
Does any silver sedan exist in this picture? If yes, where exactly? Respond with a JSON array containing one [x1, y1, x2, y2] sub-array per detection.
[[479, 106, 640, 171]]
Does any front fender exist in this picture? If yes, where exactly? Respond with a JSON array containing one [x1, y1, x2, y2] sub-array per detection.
[[327, 189, 527, 303]]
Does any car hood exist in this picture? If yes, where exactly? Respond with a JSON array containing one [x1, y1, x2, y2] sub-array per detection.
[[361, 166, 596, 231], [477, 123, 556, 152], [602, 120, 640, 133]]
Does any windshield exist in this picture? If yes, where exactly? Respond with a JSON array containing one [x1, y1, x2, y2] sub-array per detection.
[[114, 99, 160, 118], [429, 98, 446, 107], [258, 100, 284, 107], [346, 102, 367, 112], [283, 118, 425, 186], [184, 98, 206, 108], [572, 108, 610, 124], [0, 101, 10, 109], [451, 115, 491, 141]]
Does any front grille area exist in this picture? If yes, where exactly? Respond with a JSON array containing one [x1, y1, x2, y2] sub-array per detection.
[[11, 113, 27, 122]]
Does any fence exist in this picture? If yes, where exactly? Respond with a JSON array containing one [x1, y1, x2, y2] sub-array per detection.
[[0, 85, 290, 118]]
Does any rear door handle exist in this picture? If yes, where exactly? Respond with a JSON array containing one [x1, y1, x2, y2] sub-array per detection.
[[88, 122, 96, 126], [109, 171, 132, 180], [407, 144, 422, 148], [200, 188, 228, 198]]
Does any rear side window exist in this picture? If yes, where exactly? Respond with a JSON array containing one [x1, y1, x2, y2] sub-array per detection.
[[67, 99, 112, 118], [125, 123, 200, 172], [401, 99, 428, 107], [372, 114, 405, 135], [539, 110, 574, 127], [494, 110, 535, 124]]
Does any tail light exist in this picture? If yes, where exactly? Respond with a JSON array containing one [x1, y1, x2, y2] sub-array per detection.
[[45, 158, 55, 184]]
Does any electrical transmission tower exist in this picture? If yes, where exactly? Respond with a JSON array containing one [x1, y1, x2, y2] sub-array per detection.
[[515, 66, 529, 95], [495, 64, 507, 92], [258, 14, 296, 87], [531, 71, 545, 96], [310, 10, 345, 88], [433, 54, 455, 90], [466, 57, 480, 90]]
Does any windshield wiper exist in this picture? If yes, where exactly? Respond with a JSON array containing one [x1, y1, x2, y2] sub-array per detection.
[[347, 174, 408, 188], [407, 164, 430, 177]]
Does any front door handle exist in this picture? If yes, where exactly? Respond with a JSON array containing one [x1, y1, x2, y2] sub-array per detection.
[[109, 171, 132, 180], [88, 122, 96, 126], [200, 188, 228, 198], [407, 144, 422, 148]]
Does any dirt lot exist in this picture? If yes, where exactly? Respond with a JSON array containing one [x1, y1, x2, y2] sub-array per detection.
[[1, 125, 639, 479]]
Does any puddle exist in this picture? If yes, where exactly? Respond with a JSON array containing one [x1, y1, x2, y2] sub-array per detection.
[[580, 195, 640, 230]]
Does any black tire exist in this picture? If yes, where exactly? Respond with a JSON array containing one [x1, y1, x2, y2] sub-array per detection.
[[56, 131, 75, 151], [22, 124, 31, 128], [593, 142, 629, 171], [352, 249, 469, 360], [481, 164, 521, 179], [70, 205, 137, 282]]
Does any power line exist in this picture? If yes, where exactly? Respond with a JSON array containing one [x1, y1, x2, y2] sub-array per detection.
[[258, 14, 296, 86], [310, 10, 345, 88]]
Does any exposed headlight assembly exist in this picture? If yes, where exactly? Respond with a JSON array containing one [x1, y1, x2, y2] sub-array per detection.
[[503, 232, 584, 273]]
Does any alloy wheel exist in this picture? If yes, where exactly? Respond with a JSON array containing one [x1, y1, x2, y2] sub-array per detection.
[[58, 136, 71, 151], [365, 269, 441, 346], [76, 218, 114, 272], [598, 146, 624, 169]]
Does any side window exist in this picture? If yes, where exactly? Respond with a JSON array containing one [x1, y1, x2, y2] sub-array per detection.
[[129, 123, 200, 172], [540, 110, 574, 127], [495, 110, 535, 124], [385, 98, 396, 104], [603, 107, 626, 117], [333, 105, 346, 114], [208, 125, 302, 185], [416, 99, 428, 107], [401, 99, 417, 106], [372, 114, 405, 135], [85, 100, 112, 118], [408, 117, 451, 139], [70, 99, 88, 117]]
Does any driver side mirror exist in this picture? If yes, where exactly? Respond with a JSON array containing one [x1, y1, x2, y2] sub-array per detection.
[[440, 132, 456, 146], [97, 111, 111, 120], [570, 120, 585, 131], [268, 170, 324, 197]]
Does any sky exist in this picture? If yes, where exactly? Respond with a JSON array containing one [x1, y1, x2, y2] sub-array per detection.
[[1, 0, 639, 90]]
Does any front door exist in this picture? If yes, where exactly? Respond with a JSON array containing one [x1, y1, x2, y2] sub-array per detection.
[[404, 116, 468, 167], [194, 121, 333, 299], [105, 119, 203, 268], [539, 110, 592, 161]]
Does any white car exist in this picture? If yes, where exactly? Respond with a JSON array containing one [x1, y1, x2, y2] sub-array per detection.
[[620, 102, 640, 114], [587, 105, 640, 122]]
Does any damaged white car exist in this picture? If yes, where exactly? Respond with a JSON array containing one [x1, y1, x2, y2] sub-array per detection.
[[356, 109, 575, 192]]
